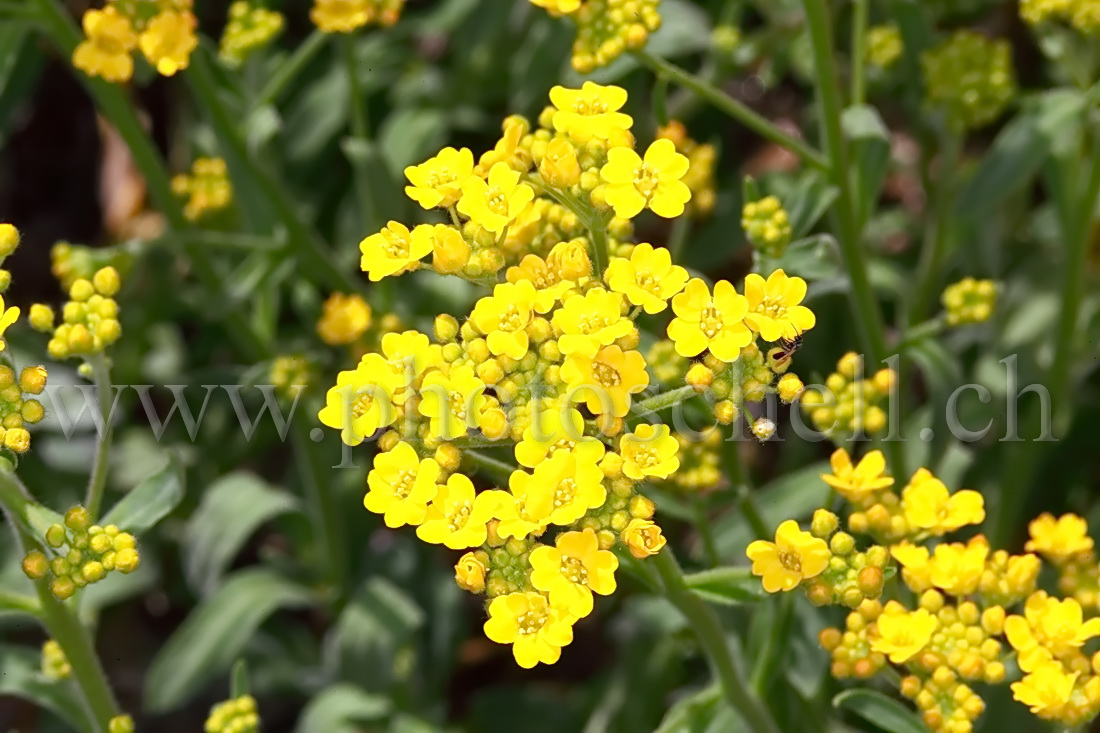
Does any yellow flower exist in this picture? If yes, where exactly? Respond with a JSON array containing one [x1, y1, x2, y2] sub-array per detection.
[[1005, 591, 1100, 671], [742, 269, 816, 342], [455, 552, 487, 593], [1011, 663, 1078, 719], [72, 7, 137, 83], [364, 442, 439, 528], [667, 278, 751, 362], [547, 240, 592, 280], [605, 243, 689, 314], [820, 448, 894, 502], [359, 222, 433, 281], [484, 592, 575, 668], [746, 520, 831, 593], [549, 82, 633, 142], [418, 365, 487, 440], [561, 345, 649, 417], [0, 295, 19, 350], [901, 468, 985, 535], [1026, 513, 1093, 563], [311, 0, 372, 33], [514, 404, 605, 468], [428, 224, 470, 274], [457, 163, 535, 233], [870, 603, 938, 663], [498, 464, 555, 540], [475, 117, 528, 175], [530, 0, 584, 15], [600, 139, 691, 219], [506, 255, 573, 313], [500, 452, 605, 538], [404, 147, 475, 209], [890, 542, 933, 592], [317, 293, 371, 346], [622, 518, 666, 558], [927, 537, 989, 596], [416, 474, 504, 549], [470, 281, 537, 360], [138, 10, 198, 76], [539, 138, 581, 188], [317, 355, 400, 446], [619, 424, 680, 480], [379, 329, 442, 395], [552, 288, 631, 357], [530, 529, 618, 618]]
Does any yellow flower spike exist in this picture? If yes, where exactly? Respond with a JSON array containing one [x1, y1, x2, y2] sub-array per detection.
[[1026, 513, 1094, 563], [870, 603, 939, 664], [540, 138, 582, 188], [455, 551, 487, 593], [622, 518, 666, 558], [317, 355, 401, 446], [470, 281, 537, 360], [138, 10, 198, 77], [417, 365, 487, 441], [604, 243, 688, 314], [317, 293, 371, 346], [746, 520, 831, 593], [457, 163, 535, 233], [600, 139, 691, 219], [530, 529, 618, 618], [513, 404, 605, 468], [483, 591, 575, 668], [901, 468, 985, 535], [72, 6, 137, 83], [364, 442, 440, 528], [1005, 591, 1100, 671], [549, 82, 633, 142], [742, 269, 816, 342], [552, 288, 632, 357], [561, 344, 649, 417], [311, 0, 373, 33], [667, 278, 751, 361], [404, 147, 475, 209], [1011, 662, 1079, 720], [359, 221, 434, 281], [619, 424, 680, 480], [416, 474, 505, 549]]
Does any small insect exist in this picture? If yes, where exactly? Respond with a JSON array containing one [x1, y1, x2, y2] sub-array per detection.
[[770, 333, 804, 370]]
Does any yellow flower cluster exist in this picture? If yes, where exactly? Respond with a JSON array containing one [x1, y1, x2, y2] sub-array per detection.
[[319, 83, 815, 668], [205, 695, 260, 733], [1021, 0, 1099, 32], [0, 224, 22, 347], [317, 293, 372, 346], [941, 277, 997, 326], [655, 121, 717, 216], [219, 1, 285, 67], [33, 267, 123, 361], [0, 365, 48, 455], [269, 355, 314, 399], [799, 352, 894, 440], [41, 639, 71, 680], [530, 0, 662, 73], [21, 507, 140, 601], [921, 30, 1017, 132], [741, 195, 792, 258], [866, 24, 903, 69], [73, 0, 198, 83], [755, 451, 1100, 730], [310, 0, 403, 34], [172, 158, 234, 222], [50, 241, 133, 291]]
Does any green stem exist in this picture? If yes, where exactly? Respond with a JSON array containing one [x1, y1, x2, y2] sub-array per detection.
[[158, 230, 282, 251], [589, 217, 610, 281], [633, 49, 829, 173], [290, 419, 347, 605], [464, 449, 517, 485], [631, 385, 698, 416], [254, 29, 328, 109], [850, 0, 868, 106], [652, 549, 780, 733], [342, 35, 370, 139], [897, 316, 947, 352], [722, 433, 769, 540], [0, 589, 39, 614], [84, 355, 113, 519], [909, 132, 961, 326], [692, 496, 720, 566], [667, 215, 692, 264], [0, 0, 36, 18]]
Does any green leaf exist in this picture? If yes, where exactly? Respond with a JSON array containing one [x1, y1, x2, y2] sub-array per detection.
[[682, 567, 765, 606], [654, 685, 722, 733], [295, 683, 392, 733], [231, 659, 250, 698], [145, 569, 313, 712], [183, 472, 300, 596], [833, 689, 926, 733], [784, 171, 838, 238], [0, 644, 93, 730], [764, 234, 840, 282], [101, 456, 185, 534], [377, 107, 449, 178]]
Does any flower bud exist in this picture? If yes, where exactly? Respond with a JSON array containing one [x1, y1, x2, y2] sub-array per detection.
[[431, 225, 470, 274], [92, 267, 121, 297], [19, 366, 47, 395], [829, 532, 855, 556], [539, 138, 581, 188], [857, 566, 884, 598], [629, 495, 655, 519], [108, 715, 135, 733], [455, 552, 487, 593], [0, 223, 19, 256], [622, 518, 666, 558], [811, 509, 839, 538], [50, 576, 76, 600], [686, 363, 712, 391], [22, 549, 48, 579]]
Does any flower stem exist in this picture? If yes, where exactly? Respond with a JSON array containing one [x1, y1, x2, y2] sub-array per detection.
[[254, 29, 328, 109], [633, 49, 829, 173], [84, 354, 114, 519], [909, 131, 961, 326], [290, 419, 348, 606], [631, 385, 698, 416], [464, 449, 516, 485], [652, 549, 780, 733], [588, 216, 610, 281], [850, 0, 868, 106]]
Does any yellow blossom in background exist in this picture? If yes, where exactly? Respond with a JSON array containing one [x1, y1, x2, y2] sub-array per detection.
[[820, 449, 894, 503], [605, 243, 688, 314], [600, 139, 691, 219], [484, 592, 575, 668], [172, 157, 233, 222], [553, 288, 631, 357], [656, 121, 717, 216], [921, 30, 1017, 132], [405, 147, 475, 210], [942, 277, 998, 326], [870, 604, 938, 663], [530, 529, 618, 617], [418, 365, 486, 440], [416, 474, 503, 549], [901, 468, 985, 535], [566, 0, 662, 73], [364, 442, 440, 528], [1026, 513, 1093, 563], [1012, 663, 1078, 720], [667, 278, 751, 361], [866, 25, 903, 68], [561, 345, 649, 417], [1020, 0, 1073, 25], [622, 518, 666, 558], [317, 355, 400, 445], [746, 520, 831, 593], [359, 221, 433, 281], [138, 10, 198, 76], [470, 281, 537, 359], [742, 269, 816, 342], [530, 0, 583, 14], [205, 695, 260, 733], [513, 405, 605, 468], [619, 424, 680, 480], [1005, 591, 1100, 670], [549, 83, 633, 142], [458, 163, 535, 233], [72, 6, 137, 83], [311, 0, 372, 33], [317, 293, 371, 346], [219, 1, 285, 67]]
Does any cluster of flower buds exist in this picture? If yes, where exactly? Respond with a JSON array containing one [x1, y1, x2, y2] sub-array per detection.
[[33, 267, 122, 360], [921, 30, 1016, 131], [205, 695, 260, 733], [799, 352, 894, 440], [530, 0, 662, 73], [310, 0, 403, 33], [866, 25, 903, 68], [219, 1, 284, 66], [742, 195, 792, 258], [941, 277, 997, 326], [22, 507, 140, 600], [41, 640, 71, 680], [172, 158, 234, 222]]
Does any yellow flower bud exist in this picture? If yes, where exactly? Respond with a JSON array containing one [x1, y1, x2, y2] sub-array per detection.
[[539, 138, 582, 188], [0, 223, 19, 256], [114, 548, 140, 574], [434, 314, 459, 342], [431, 226, 470, 274], [50, 576, 76, 600], [108, 714, 135, 733], [777, 373, 804, 403], [22, 549, 48, 579], [548, 239, 592, 280], [82, 561, 106, 583], [622, 518, 666, 558], [28, 303, 55, 332], [629, 495, 655, 519], [92, 267, 121, 296], [714, 399, 737, 424], [751, 417, 775, 441], [479, 408, 510, 440], [686, 363, 713, 391], [454, 551, 487, 593], [811, 509, 839, 538], [69, 279, 95, 303], [476, 359, 504, 386]]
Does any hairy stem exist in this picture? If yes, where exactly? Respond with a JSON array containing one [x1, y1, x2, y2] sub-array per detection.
[[84, 355, 114, 519]]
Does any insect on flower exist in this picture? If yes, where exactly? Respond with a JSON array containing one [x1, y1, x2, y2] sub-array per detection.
[[770, 333, 804, 371]]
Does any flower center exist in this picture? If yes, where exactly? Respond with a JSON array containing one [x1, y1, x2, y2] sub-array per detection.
[[778, 550, 802, 573], [636, 271, 659, 294], [351, 393, 374, 419], [574, 98, 607, 116], [382, 230, 411, 258], [561, 556, 589, 585], [487, 189, 509, 217], [554, 478, 576, 508], [500, 304, 525, 331], [447, 500, 472, 532], [633, 165, 659, 198], [516, 605, 549, 635], [393, 469, 415, 500], [630, 445, 660, 468], [699, 302, 723, 338], [593, 361, 621, 387], [756, 295, 789, 319], [448, 393, 467, 421], [579, 313, 612, 333]]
